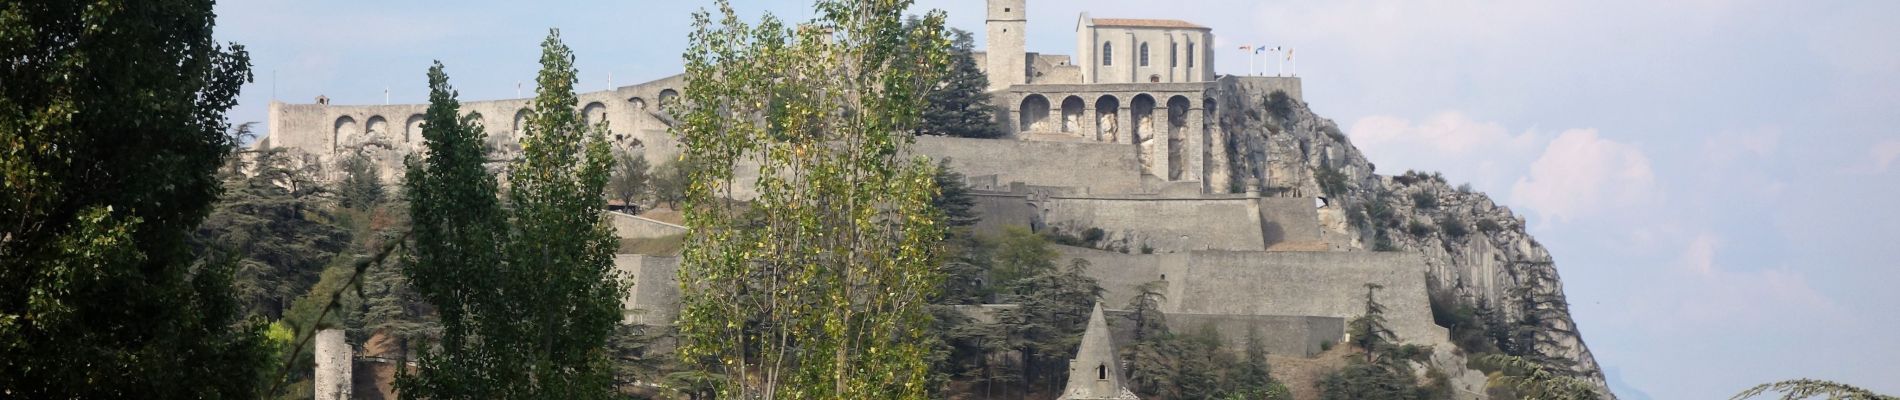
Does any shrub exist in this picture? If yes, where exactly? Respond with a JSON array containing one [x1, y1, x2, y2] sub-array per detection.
[[1320, 340, 1335, 351], [1406, 219, 1436, 236], [1040, 227, 1088, 247], [1438, 216, 1469, 238], [1372, 231, 1399, 252], [1347, 206, 1369, 229], [1316, 165, 1349, 198], [1364, 198, 1398, 228], [1140, 244, 1155, 254], [1081, 227, 1106, 243], [1476, 219, 1504, 233], [1411, 191, 1439, 210], [1457, 182, 1473, 194], [1265, 90, 1295, 121]]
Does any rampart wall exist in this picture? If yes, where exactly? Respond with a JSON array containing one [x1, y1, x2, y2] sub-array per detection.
[[915, 135, 1144, 194], [1104, 311, 1342, 357], [614, 255, 682, 326], [1055, 246, 1447, 347], [607, 211, 687, 240]]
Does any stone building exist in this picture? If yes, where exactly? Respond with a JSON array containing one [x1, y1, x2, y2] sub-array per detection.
[[1058, 303, 1141, 400]]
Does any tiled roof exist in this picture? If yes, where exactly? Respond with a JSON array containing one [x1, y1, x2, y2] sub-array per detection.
[[1090, 18, 1208, 30]]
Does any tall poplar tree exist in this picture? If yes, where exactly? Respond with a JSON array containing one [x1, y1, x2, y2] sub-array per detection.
[[400, 30, 622, 399], [674, 0, 953, 397]]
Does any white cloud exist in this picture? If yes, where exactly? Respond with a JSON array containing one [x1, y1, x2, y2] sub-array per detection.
[[1874, 139, 1900, 172], [1667, 233, 1840, 327], [1347, 112, 1540, 192], [1509, 129, 1660, 223]]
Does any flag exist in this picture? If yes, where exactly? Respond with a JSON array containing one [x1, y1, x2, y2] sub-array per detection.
[[1238, 44, 1251, 51], [1254, 45, 1267, 54], [1285, 48, 1294, 60]]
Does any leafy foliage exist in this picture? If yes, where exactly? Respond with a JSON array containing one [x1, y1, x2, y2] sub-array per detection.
[[1438, 215, 1469, 239], [1317, 164, 1349, 198], [400, 31, 625, 398], [608, 148, 652, 211], [1472, 354, 1602, 400], [1731, 379, 1897, 400], [1320, 284, 1445, 400], [673, 1, 954, 397], [0, 0, 269, 396], [197, 144, 352, 320], [1410, 191, 1439, 210], [918, 25, 1005, 139], [336, 149, 387, 210]]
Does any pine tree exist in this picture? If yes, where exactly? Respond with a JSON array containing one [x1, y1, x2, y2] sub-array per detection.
[[0, 0, 267, 396], [918, 26, 1005, 138]]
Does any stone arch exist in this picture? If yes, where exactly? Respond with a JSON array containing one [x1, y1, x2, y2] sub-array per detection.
[[582, 101, 608, 126], [1139, 42, 1150, 66], [658, 89, 679, 106], [1101, 42, 1113, 66], [365, 115, 389, 142], [1018, 94, 1051, 133], [628, 96, 647, 110], [1059, 95, 1085, 134], [1094, 95, 1120, 142], [1132, 94, 1157, 175], [512, 108, 530, 138], [1167, 96, 1192, 180], [404, 114, 425, 144], [332, 116, 358, 153]]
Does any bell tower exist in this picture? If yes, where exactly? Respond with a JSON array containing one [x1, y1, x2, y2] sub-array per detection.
[[986, 0, 1027, 91]]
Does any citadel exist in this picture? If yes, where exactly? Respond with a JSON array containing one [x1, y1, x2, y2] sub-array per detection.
[[267, 1, 1608, 399]]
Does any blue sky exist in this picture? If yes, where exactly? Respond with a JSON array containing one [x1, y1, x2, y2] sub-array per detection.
[[215, 0, 1900, 398]]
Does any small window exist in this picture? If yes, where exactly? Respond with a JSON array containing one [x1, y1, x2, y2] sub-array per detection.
[[1187, 42, 1196, 68], [1161, 274, 1167, 281], [1097, 364, 1107, 380], [1004, 7, 1010, 12], [1102, 42, 1113, 66], [1171, 43, 1179, 67], [1139, 43, 1149, 67]]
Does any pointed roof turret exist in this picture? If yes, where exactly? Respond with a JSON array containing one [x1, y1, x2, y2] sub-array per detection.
[[1058, 303, 1140, 400]]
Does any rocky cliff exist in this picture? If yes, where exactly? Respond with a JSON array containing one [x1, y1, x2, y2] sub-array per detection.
[[1209, 80, 1613, 396]]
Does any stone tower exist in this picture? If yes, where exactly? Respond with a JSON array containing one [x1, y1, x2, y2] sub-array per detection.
[[313, 329, 353, 400], [986, 0, 1027, 91], [1059, 303, 1140, 400]]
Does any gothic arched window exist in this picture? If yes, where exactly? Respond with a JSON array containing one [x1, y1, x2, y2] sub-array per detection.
[[1102, 42, 1113, 66], [1139, 42, 1150, 66]]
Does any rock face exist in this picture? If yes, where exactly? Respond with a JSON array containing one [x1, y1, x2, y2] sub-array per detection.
[[1213, 83, 1614, 395]]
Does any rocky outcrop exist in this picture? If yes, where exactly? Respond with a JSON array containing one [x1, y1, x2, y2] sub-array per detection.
[[1212, 81, 1614, 396]]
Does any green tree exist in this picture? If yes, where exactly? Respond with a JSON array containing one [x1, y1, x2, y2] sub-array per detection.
[[336, 149, 386, 210], [197, 141, 352, 320], [1472, 354, 1601, 400], [401, 31, 626, 399], [917, 25, 1005, 138], [1004, 258, 1103, 392], [1127, 280, 1169, 342], [398, 59, 511, 398], [0, 0, 267, 396], [673, 1, 954, 397], [608, 148, 651, 211], [648, 157, 692, 209]]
